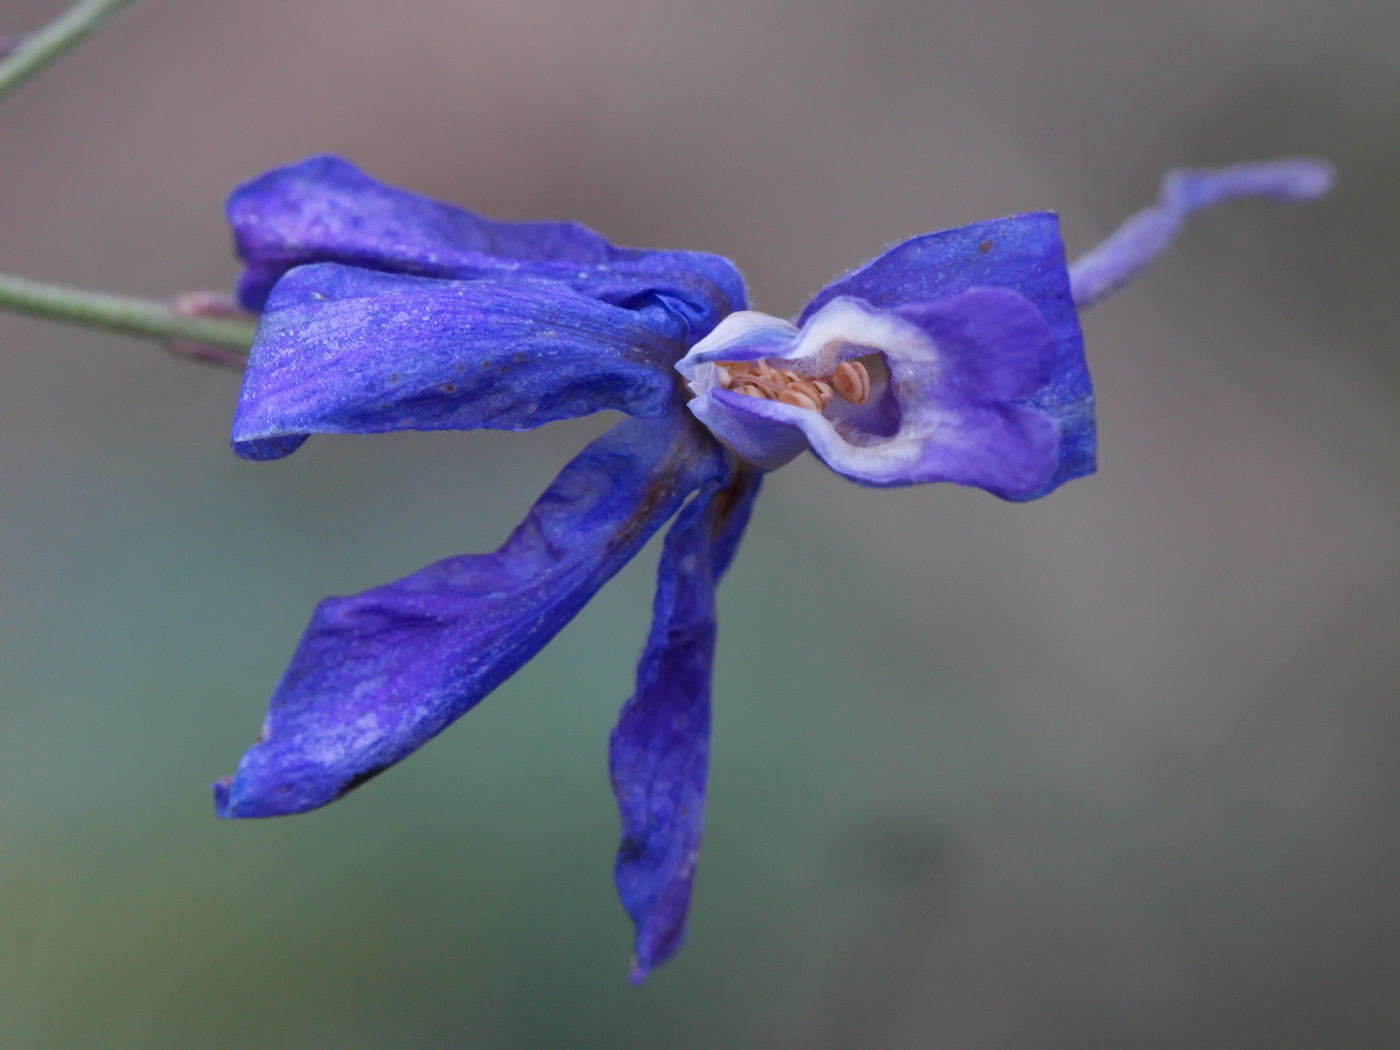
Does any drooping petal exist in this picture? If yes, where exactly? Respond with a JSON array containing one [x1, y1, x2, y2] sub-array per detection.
[[1068, 157, 1336, 309], [610, 462, 762, 982], [228, 155, 746, 342], [231, 264, 684, 461], [799, 212, 1093, 492], [213, 413, 726, 819], [681, 290, 1066, 500]]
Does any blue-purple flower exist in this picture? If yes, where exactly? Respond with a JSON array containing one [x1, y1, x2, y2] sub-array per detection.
[[212, 154, 1332, 981]]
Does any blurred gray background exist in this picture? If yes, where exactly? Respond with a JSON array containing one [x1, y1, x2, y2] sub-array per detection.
[[0, 0, 1396, 1046]]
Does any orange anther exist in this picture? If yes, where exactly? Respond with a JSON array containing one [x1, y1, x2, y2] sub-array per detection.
[[732, 379, 774, 400], [778, 387, 821, 411], [716, 361, 766, 389], [831, 360, 871, 405], [788, 379, 833, 411]]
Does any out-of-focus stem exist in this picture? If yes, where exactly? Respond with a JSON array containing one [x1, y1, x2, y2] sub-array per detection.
[[0, 0, 142, 102], [0, 273, 255, 353]]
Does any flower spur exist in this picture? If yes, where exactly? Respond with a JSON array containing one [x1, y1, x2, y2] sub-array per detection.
[[212, 154, 1332, 981]]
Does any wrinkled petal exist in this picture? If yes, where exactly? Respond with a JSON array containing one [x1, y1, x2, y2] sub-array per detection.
[[231, 264, 684, 461], [229, 155, 746, 342], [800, 212, 1093, 493], [213, 413, 726, 819], [681, 289, 1065, 500], [610, 462, 762, 982], [1069, 157, 1336, 309]]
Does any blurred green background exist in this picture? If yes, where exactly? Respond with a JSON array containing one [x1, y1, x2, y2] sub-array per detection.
[[0, 0, 1397, 1046]]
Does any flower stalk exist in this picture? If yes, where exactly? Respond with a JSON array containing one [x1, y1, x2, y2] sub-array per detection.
[[0, 273, 255, 353], [0, 1, 248, 364], [0, 0, 142, 103]]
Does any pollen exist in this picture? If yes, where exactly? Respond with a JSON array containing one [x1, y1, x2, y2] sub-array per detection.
[[715, 359, 866, 412]]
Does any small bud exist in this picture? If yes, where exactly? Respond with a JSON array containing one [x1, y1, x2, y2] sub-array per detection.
[[831, 360, 871, 405], [171, 291, 252, 321], [164, 291, 255, 372]]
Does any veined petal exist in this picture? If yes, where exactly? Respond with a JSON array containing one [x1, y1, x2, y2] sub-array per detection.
[[610, 463, 762, 982], [213, 413, 726, 819], [681, 290, 1065, 500], [1069, 157, 1335, 309], [231, 264, 683, 461], [800, 213, 1093, 493], [228, 155, 746, 341]]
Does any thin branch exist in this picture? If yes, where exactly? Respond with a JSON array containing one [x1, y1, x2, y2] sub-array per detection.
[[0, 273, 255, 358], [0, 0, 142, 103]]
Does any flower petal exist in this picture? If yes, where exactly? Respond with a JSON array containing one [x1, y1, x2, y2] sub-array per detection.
[[213, 413, 726, 819], [231, 264, 685, 461], [683, 290, 1066, 499], [228, 155, 746, 341], [1069, 157, 1336, 309], [609, 462, 762, 982], [799, 213, 1093, 494]]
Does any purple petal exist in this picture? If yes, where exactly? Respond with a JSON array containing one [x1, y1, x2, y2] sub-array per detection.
[[610, 463, 762, 982], [213, 413, 726, 819], [688, 387, 811, 471], [801, 213, 1093, 494], [682, 290, 1064, 500], [231, 264, 683, 461], [228, 155, 746, 342], [1068, 157, 1336, 309]]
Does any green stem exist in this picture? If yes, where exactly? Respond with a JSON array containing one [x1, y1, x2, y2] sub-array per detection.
[[0, 273, 255, 352], [0, 3, 250, 366], [0, 0, 142, 102]]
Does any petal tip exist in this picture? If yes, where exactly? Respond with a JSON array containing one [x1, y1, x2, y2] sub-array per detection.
[[211, 776, 236, 819], [1282, 156, 1338, 199], [229, 432, 308, 462]]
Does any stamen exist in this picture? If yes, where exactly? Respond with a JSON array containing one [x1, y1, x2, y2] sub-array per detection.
[[732, 378, 775, 399], [831, 361, 871, 405], [789, 378, 834, 409], [778, 387, 820, 410], [714, 358, 863, 412]]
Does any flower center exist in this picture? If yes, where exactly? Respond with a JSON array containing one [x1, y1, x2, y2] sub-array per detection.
[[713, 358, 871, 412]]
